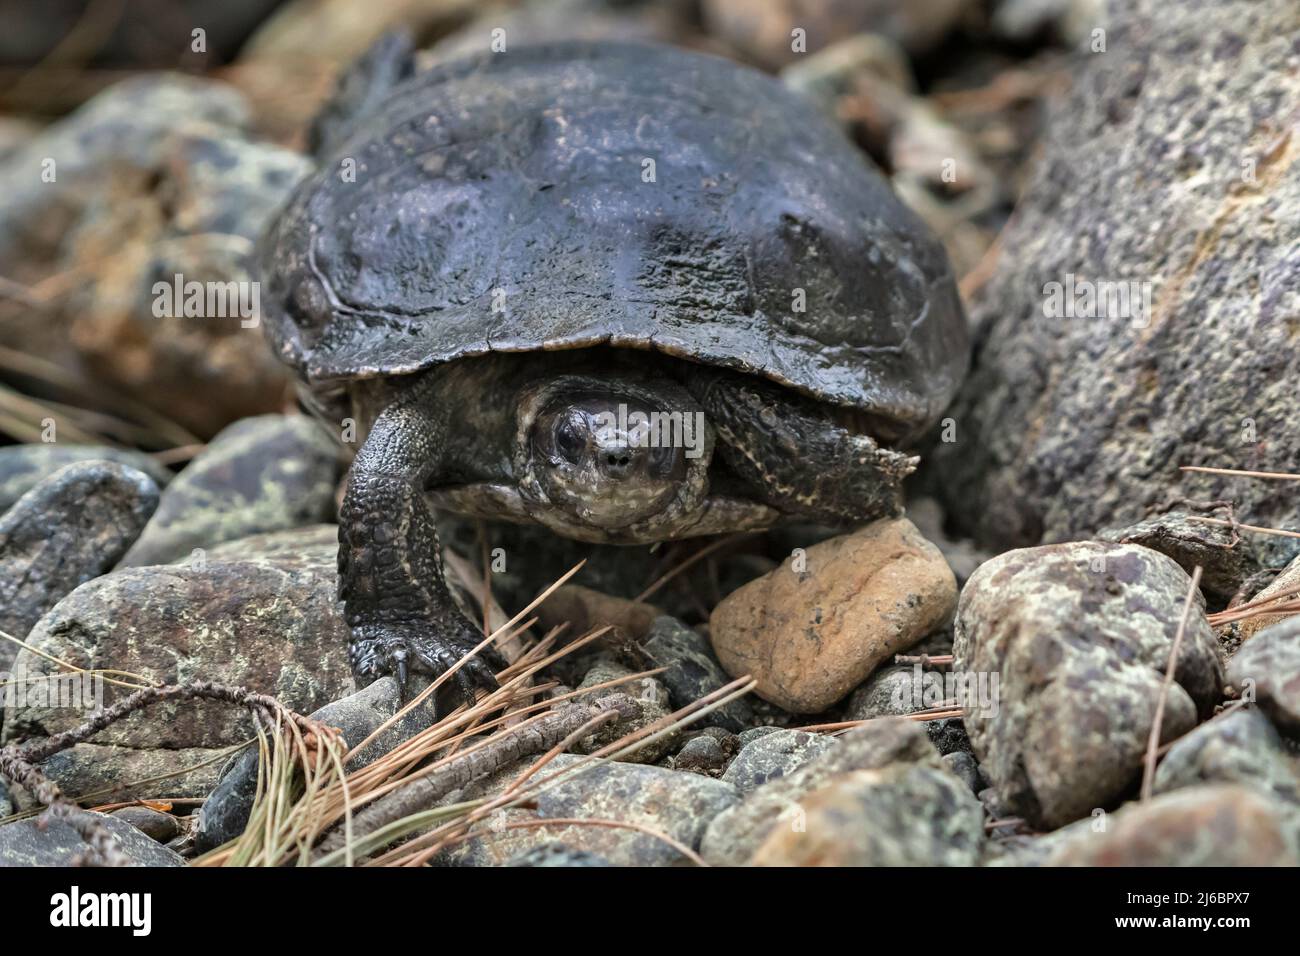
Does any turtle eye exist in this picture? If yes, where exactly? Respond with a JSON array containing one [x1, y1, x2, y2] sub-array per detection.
[[554, 416, 586, 464], [288, 274, 331, 330]]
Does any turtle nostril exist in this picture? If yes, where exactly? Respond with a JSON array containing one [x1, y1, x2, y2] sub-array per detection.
[[602, 449, 634, 476]]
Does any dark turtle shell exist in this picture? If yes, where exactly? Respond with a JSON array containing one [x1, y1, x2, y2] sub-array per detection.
[[260, 41, 968, 442]]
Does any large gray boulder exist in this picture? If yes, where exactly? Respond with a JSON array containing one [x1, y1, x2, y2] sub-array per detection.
[[932, 0, 1300, 565]]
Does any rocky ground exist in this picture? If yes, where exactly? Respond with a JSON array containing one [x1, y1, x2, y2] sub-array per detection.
[[1, 0, 1299, 867]]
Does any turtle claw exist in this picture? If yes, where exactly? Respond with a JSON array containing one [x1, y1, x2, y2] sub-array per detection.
[[349, 622, 500, 708], [394, 651, 409, 702]]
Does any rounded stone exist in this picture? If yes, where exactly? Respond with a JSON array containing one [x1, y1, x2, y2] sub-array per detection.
[[955, 541, 1225, 830], [710, 517, 957, 712]]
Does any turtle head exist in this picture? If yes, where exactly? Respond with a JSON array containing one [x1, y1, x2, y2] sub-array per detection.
[[517, 374, 715, 539]]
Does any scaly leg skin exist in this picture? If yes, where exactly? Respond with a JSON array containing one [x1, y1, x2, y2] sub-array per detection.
[[686, 369, 918, 526], [338, 375, 499, 707]]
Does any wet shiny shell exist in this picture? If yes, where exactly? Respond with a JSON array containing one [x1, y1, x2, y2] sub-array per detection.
[[260, 41, 968, 442]]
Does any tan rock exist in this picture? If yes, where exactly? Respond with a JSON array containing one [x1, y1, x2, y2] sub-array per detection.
[[709, 517, 957, 713], [1046, 786, 1300, 867]]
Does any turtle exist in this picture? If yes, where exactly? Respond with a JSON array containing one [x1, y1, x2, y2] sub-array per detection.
[[258, 36, 969, 704]]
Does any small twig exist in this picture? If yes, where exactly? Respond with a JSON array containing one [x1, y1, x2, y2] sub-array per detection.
[[352, 561, 588, 753], [1181, 465, 1300, 481], [636, 533, 753, 603], [958, 226, 1005, 301], [0, 748, 128, 866], [893, 653, 954, 666], [377, 677, 757, 867], [1188, 517, 1300, 541], [1154, 498, 1240, 548], [984, 817, 1026, 830], [1142, 566, 1202, 801], [0, 680, 332, 864], [313, 696, 636, 861], [17, 680, 323, 764], [1209, 598, 1300, 628], [150, 443, 206, 466], [795, 707, 964, 734]]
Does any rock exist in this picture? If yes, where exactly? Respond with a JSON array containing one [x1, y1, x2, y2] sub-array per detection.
[[932, 0, 1300, 567], [942, 750, 984, 795], [1226, 618, 1300, 736], [752, 763, 984, 866], [0, 462, 158, 664], [19, 745, 236, 812], [701, 718, 941, 865], [737, 726, 782, 746], [1154, 708, 1300, 811], [1226, 554, 1300, 643], [643, 616, 753, 732], [0, 780, 11, 818], [1046, 786, 1300, 867], [444, 753, 739, 866], [1098, 510, 1256, 606], [0, 444, 171, 513], [0, 0, 284, 71], [703, 0, 973, 67], [67, 135, 306, 438], [671, 735, 730, 776], [0, 811, 184, 866], [109, 806, 184, 843], [978, 786, 1016, 823], [535, 585, 661, 643], [689, 726, 742, 752], [573, 659, 677, 763], [0, 75, 307, 439], [3, 525, 353, 802], [0, 75, 247, 279], [955, 542, 1225, 829], [506, 843, 614, 867], [710, 517, 957, 713], [196, 672, 439, 851], [926, 717, 974, 758], [119, 416, 339, 567], [722, 729, 837, 794], [844, 666, 928, 720]]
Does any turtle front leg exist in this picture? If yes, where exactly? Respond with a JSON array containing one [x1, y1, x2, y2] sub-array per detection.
[[338, 381, 498, 705], [685, 369, 917, 526]]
